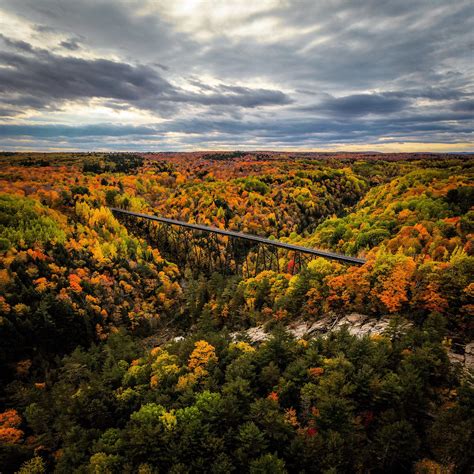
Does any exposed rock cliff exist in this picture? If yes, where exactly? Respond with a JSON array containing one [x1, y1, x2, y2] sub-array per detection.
[[231, 313, 473, 374], [231, 313, 410, 342]]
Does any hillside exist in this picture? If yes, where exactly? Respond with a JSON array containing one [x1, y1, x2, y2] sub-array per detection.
[[0, 152, 473, 473]]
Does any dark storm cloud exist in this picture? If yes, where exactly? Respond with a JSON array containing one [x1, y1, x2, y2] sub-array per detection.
[[0, 33, 34, 53], [323, 94, 408, 116], [0, 0, 472, 149], [59, 38, 81, 51], [159, 112, 473, 139], [0, 49, 173, 103], [1, 106, 471, 145], [452, 100, 474, 113], [173, 87, 291, 108], [0, 38, 291, 113], [298, 94, 410, 116], [0, 124, 159, 138], [389, 88, 469, 101], [0, 107, 18, 117]]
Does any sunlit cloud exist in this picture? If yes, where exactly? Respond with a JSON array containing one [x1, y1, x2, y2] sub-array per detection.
[[0, 0, 472, 151]]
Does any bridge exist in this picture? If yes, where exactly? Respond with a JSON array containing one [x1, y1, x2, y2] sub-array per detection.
[[110, 207, 366, 276]]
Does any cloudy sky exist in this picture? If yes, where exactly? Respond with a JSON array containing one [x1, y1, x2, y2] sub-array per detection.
[[0, 0, 472, 151]]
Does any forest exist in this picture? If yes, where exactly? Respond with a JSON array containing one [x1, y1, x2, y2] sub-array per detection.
[[0, 151, 473, 473]]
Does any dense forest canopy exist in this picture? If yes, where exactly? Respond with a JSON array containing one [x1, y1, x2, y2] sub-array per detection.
[[0, 152, 472, 473]]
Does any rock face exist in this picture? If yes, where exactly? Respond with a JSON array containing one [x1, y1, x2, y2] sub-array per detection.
[[232, 313, 411, 343], [465, 342, 474, 370], [244, 326, 269, 343], [232, 314, 473, 374], [449, 341, 474, 372]]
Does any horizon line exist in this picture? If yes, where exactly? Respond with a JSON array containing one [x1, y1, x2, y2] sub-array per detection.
[[1, 149, 474, 155]]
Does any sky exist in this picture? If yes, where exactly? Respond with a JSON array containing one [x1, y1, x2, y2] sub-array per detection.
[[0, 0, 473, 152]]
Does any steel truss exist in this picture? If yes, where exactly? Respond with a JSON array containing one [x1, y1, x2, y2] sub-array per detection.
[[113, 209, 364, 277]]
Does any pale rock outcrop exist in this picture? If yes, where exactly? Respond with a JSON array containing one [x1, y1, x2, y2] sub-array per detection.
[[465, 342, 474, 370], [232, 314, 472, 374], [232, 313, 410, 343]]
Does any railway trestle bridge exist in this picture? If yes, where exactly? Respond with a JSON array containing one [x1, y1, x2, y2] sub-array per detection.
[[110, 207, 366, 277]]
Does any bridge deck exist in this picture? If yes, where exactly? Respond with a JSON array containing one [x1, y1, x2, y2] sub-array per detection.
[[109, 207, 366, 265]]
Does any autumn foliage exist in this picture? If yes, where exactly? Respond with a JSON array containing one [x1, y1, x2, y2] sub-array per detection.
[[0, 409, 23, 444], [0, 151, 472, 472]]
